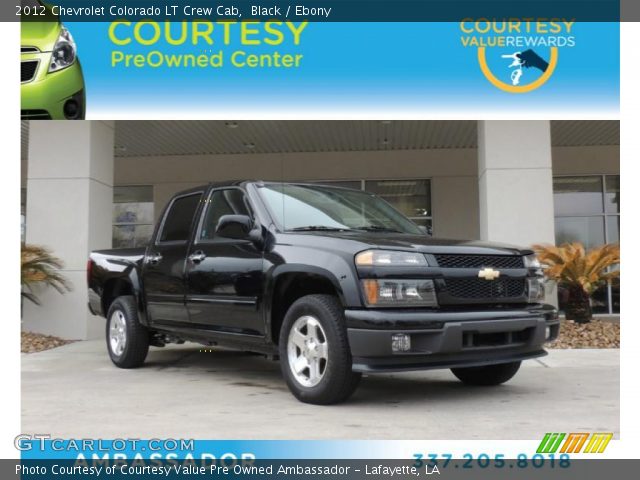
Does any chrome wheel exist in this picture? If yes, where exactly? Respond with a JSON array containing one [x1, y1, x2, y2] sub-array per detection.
[[109, 310, 127, 357], [287, 315, 328, 387]]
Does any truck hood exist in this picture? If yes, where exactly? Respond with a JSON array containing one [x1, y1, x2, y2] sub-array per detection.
[[21, 21, 61, 52], [278, 231, 531, 256]]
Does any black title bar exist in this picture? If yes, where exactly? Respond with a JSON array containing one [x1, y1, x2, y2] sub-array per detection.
[[7, 0, 627, 22]]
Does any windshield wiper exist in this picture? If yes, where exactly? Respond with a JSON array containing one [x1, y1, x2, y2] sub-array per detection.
[[356, 225, 402, 233], [288, 226, 350, 232]]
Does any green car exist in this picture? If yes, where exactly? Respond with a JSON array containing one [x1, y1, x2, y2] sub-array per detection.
[[21, 3, 85, 119]]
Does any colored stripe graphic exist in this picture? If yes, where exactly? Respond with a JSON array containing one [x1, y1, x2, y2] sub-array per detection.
[[560, 433, 590, 453], [583, 433, 613, 453], [537, 432, 614, 454], [536, 433, 566, 453]]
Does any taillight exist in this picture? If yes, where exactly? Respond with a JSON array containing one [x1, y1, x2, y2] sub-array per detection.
[[86, 260, 92, 285]]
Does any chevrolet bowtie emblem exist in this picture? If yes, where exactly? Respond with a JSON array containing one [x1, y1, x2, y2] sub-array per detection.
[[478, 267, 501, 280]]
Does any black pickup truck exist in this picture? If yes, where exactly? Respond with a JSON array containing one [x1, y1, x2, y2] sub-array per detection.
[[88, 181, 559, 404]]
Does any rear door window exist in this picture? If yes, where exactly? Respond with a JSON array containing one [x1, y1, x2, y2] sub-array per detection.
[[158, 193, 202, 243]]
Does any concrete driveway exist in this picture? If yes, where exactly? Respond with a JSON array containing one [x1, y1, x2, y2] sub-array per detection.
[[21, 341, 619, 439]]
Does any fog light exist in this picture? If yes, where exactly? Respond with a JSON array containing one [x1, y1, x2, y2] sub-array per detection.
[[63, 99, 79, 119], [545, 326, 551, 340], [391, 333, 411, 352]]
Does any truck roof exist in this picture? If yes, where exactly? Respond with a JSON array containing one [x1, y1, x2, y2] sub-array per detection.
[[171, 180, 248, 197], [171, 180, 363, 197]]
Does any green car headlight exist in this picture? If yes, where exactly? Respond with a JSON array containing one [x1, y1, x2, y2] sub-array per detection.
[[49, 27, 76, 73]]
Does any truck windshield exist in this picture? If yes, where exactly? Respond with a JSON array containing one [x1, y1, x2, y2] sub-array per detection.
[[259, 184, 423, 234]]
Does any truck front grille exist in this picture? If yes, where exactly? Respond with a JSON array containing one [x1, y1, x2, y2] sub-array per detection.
[[21, 61, 39, 83], [434, 254, 524, 269], [444, 278, 526, 300]]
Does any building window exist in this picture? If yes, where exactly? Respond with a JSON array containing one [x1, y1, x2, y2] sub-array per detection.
[[113, 186, 154, 248], [307, 179, 433, 234], [553, 175, 620, 314]]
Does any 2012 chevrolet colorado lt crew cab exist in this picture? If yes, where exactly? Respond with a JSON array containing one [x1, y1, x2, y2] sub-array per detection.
[[88, 181, 559, 404]]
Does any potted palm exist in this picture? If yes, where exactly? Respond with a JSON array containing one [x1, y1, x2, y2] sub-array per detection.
[[532, 242, 620, 323], [21, 244, 71, 306]]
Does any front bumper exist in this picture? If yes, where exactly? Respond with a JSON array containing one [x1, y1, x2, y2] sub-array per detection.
[[345, 305, 559, 372], [21, 53, 85, 119]]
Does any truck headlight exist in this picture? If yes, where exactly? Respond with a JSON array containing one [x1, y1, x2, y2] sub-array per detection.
[[49, 27, 76, 73], [524, 253, 541, 269], [361, 279, 438, 307], [355, 250, 427, 267], [527, 278, 546, 303]]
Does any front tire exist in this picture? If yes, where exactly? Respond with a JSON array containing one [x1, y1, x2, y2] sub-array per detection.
[[451, 361, 521, 386], [279, 294, 361, 404], [106, 296, 149, 368]]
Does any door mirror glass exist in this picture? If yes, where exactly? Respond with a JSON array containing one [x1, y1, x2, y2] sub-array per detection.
[[215, 215, 253, 239]]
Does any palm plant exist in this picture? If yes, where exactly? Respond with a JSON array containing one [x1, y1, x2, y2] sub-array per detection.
[[532, 242, 620, 323], [21, 244, 71, 305]]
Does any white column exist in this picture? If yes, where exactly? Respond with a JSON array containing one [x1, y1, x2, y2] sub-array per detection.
[[478, 121, 556, 305], [23, 121, 114, 340], [478, 120, 555, 246]]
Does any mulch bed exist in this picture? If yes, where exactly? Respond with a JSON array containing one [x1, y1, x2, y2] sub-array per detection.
[[21, 331, 76, 353], [548, 319, 619, 349]]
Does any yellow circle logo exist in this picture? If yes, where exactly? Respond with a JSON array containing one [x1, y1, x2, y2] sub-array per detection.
[[477, 47, 559, 93]]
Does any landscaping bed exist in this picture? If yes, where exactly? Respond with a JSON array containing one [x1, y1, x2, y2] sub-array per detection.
[[21, 331, 75, 353], [548, 319, 619, 349]]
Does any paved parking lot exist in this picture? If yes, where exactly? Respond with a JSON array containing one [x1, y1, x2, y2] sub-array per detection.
[[21, 340, 619, 439]]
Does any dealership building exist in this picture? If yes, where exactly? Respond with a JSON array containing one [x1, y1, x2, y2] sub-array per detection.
[[21, 120, 620, 339]]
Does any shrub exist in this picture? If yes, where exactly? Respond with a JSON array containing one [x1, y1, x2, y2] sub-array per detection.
[[21, 244, 71, 305], [532, 242, 619, 323]]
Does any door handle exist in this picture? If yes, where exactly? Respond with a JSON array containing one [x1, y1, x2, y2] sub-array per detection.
[[147, 253, 163, 265], [189, 251, 207, 264]]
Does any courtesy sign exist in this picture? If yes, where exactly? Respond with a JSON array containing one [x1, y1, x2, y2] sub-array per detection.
[[108, 21, 308, 68]]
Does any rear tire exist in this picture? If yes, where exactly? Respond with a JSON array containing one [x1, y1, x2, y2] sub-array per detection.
[[106, 296, 149, 368], [279, 294, 361, 404], [451, 361, 521, 386]]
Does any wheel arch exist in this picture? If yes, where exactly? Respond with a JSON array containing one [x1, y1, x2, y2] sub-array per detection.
[[267, 265, 348, 345], [101, 271, 148, 325]]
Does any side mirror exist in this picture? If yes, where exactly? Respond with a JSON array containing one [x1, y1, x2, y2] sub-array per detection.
[[215, 215, 254, 239], [418, 225, 432, 236]]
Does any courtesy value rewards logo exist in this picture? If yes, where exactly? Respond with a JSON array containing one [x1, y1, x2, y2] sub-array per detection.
[[537, 432, 613, 454], [459, 19, 576, 93]]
